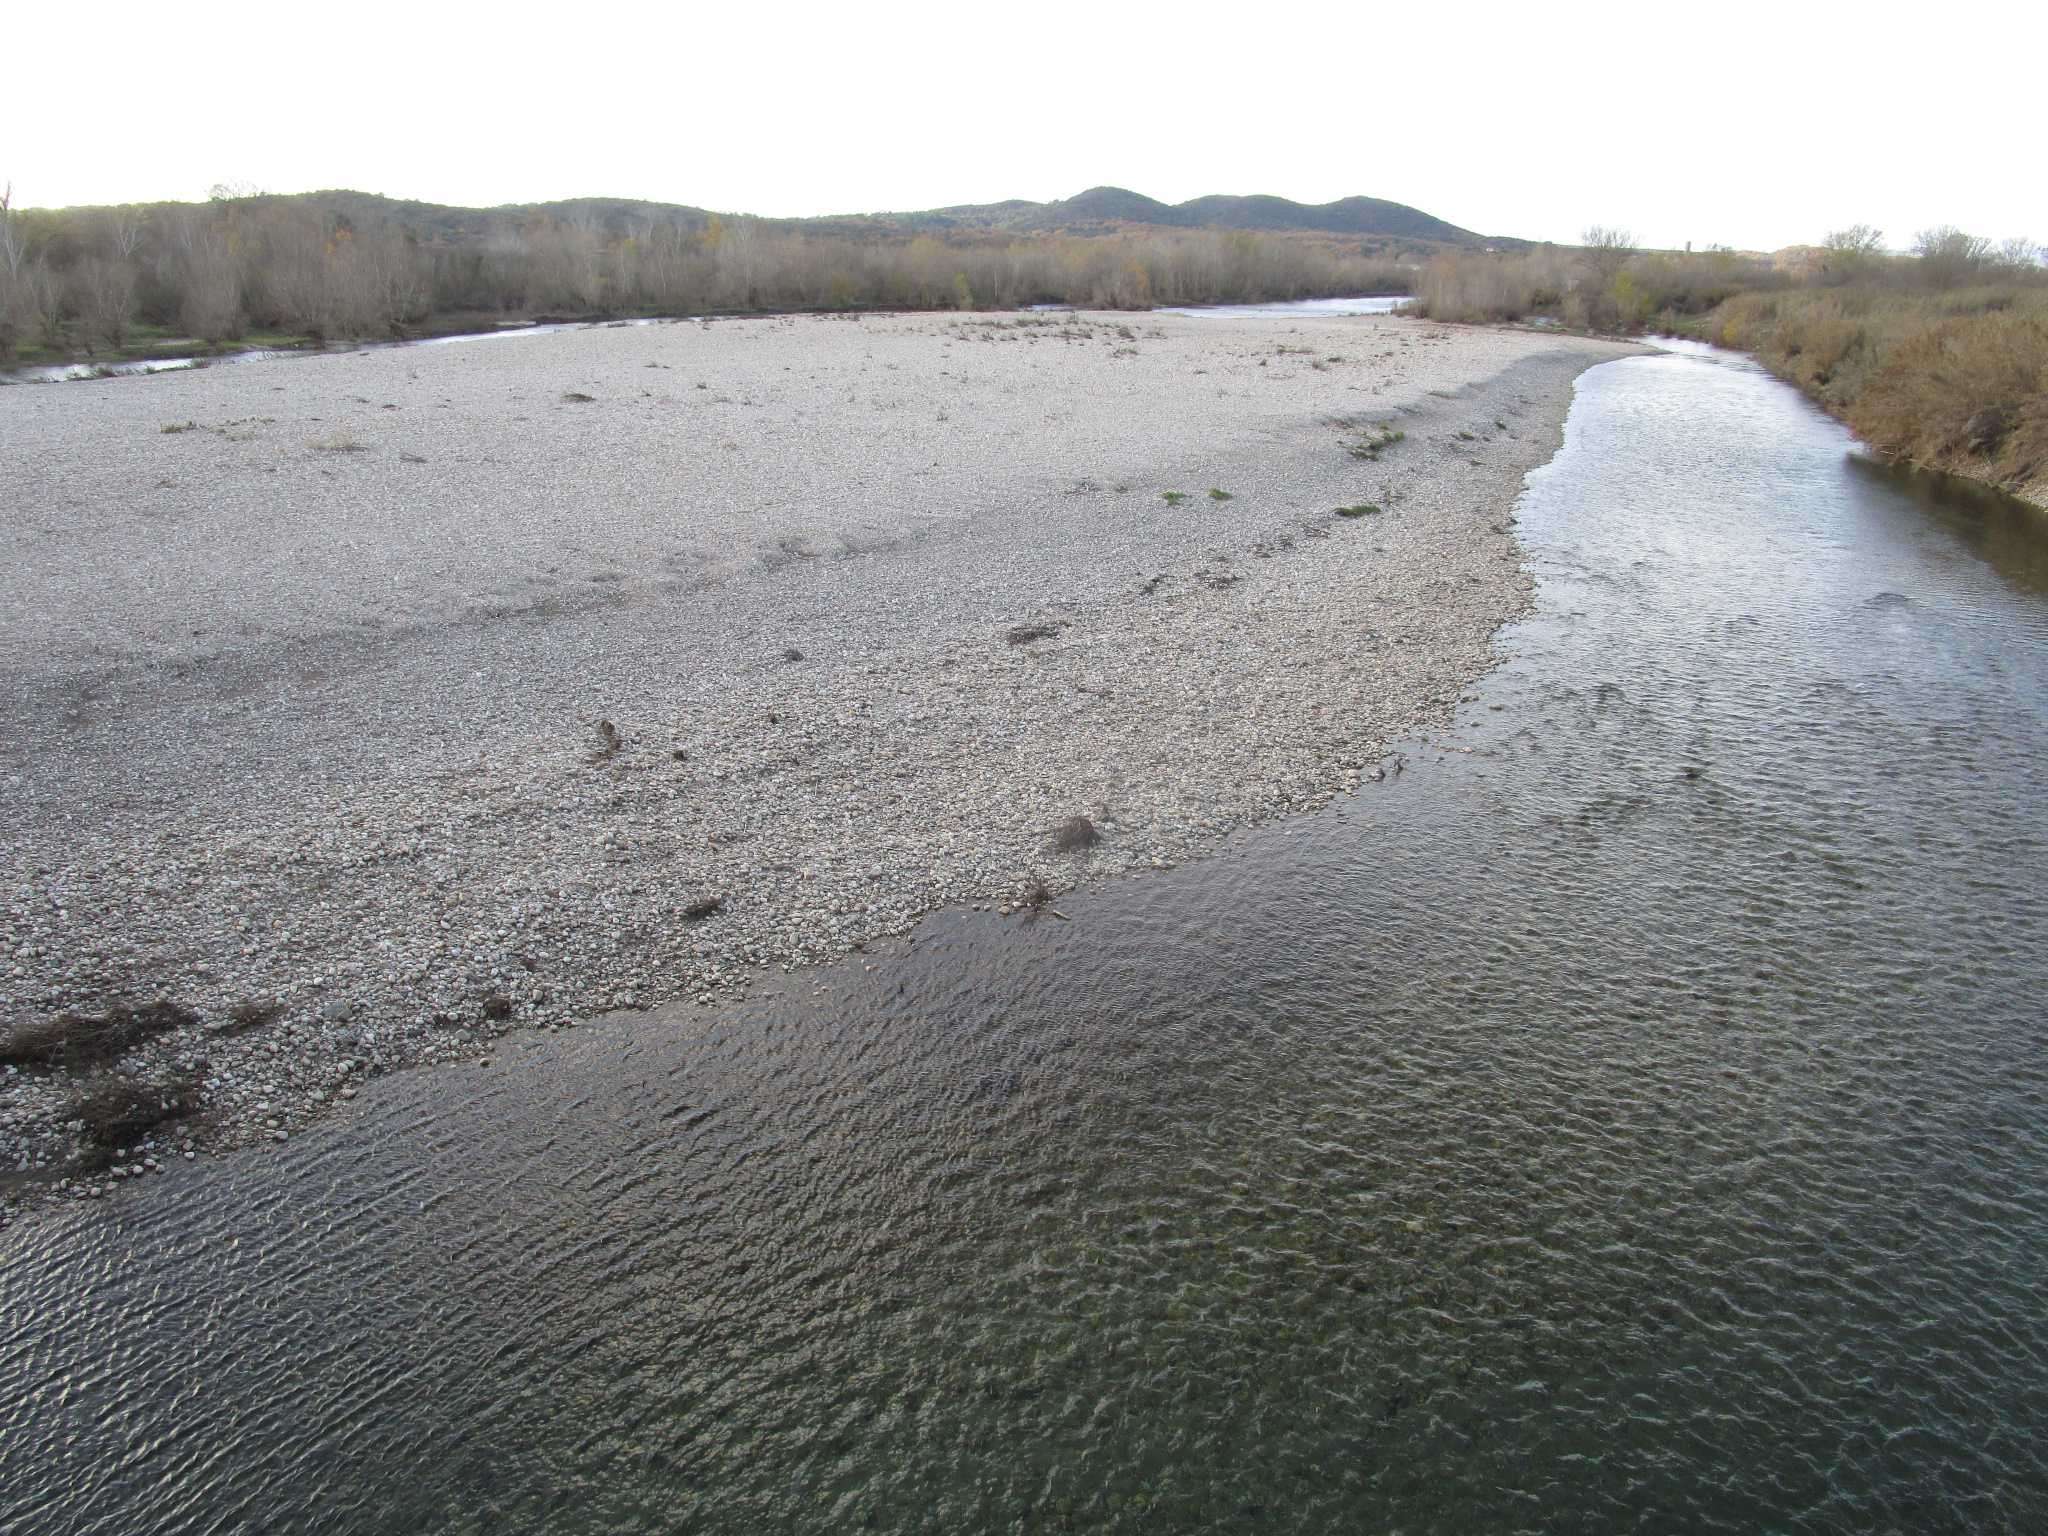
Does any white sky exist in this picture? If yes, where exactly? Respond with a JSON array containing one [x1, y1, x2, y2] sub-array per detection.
[[9, 0, 2044, 254]]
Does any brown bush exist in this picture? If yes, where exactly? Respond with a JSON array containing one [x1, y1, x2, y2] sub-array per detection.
[[1854, 308, 2048, 482]]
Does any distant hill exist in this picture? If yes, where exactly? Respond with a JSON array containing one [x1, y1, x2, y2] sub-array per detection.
[[908, 186, 1485, 244], [33, 184, 1495, 248], [322, 184, 1488, 246]]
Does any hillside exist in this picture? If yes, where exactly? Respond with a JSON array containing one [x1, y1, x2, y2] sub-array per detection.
[[295, 185, 1489, 245], [15, 183, 1487, 248], [913, 186, 1484, 243], [308, 184, 1487, 246]]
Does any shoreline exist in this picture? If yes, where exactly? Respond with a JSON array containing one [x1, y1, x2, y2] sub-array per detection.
[[0, 311, 1637, 1224], [0, 295, 1419, 382], [1761, 374, 2048, 514]]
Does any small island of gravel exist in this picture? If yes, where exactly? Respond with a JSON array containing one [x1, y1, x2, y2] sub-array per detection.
[[0, 309, 1635, 1215]]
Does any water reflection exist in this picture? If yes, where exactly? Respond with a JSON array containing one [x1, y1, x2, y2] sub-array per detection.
[[1845, 455, 2048, 595]]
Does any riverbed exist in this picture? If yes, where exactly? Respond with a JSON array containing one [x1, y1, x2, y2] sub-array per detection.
[[4, 336, 2044, 1529], [1, 309, 1626, 1184]]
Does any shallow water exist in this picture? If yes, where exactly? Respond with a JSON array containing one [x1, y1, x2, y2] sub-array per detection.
[[4, 344, 2047, 1533], [5, 317, 661, 383], [9, 354, 207, 383], [1152, 295, 1407, 319]]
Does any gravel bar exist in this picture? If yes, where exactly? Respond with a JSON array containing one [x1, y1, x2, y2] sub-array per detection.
[[0, 309, 1637, 1220]]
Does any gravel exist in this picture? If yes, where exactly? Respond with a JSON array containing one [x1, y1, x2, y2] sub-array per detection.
[[0, 309, 1636, 1221]]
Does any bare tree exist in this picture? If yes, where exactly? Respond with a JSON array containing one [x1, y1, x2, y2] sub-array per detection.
[[1913, 226, 1992, 287], [1578, 226, 1636, 286], [1824, 224, 1884, 253], [1580, 226, 1636, 259], [164, 204, 244, 342], [0, 182, 25, 283], [1996, 235, 2043, 271], [72, 256, 138, 350], [0, 184, 20, 356], [23, 259, 65, 350], [104, 205, 147, 262], [1569, 226, 1636, 330]]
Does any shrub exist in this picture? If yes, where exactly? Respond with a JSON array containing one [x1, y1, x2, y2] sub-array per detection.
[[1856, 308, 2048, 477]]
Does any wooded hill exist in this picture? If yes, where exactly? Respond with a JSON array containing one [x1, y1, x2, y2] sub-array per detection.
[[261, 184, 1493, 248], [0, 182, 1477, 362]]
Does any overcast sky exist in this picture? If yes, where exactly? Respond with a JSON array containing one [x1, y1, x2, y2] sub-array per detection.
[[11, 1, 2044, 253]]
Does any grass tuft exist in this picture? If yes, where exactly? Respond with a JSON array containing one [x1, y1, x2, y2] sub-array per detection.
[[1346, 427, 1406, 462]]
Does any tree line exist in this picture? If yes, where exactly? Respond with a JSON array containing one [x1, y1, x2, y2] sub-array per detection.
[[0, 185, 1414, 362], [1407, 223, 2044, 332]]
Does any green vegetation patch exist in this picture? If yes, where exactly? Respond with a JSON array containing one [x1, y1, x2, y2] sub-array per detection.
[[1347, 426, 1406, 462]]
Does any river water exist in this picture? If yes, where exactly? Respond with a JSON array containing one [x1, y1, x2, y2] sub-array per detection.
[[1151, 295, 1407, 319], [4, 343, 2046, 1533]]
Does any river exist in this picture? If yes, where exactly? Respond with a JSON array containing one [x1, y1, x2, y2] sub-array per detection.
[[3, 340, 2045, 1533]]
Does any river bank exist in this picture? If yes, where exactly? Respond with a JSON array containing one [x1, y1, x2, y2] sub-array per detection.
[[0, 310, 1635, 1220], [1672, 286, 2048, 512]]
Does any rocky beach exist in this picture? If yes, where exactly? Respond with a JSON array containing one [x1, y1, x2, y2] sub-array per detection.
[[0, 309, 1635, 1219]]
